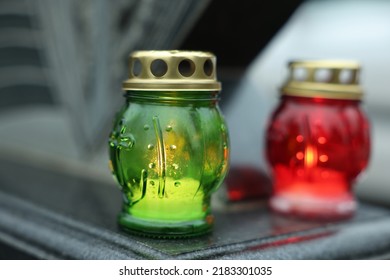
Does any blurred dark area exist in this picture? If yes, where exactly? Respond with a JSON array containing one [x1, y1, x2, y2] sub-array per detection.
[[181, 0, 303, 68], [1, 0, 390, 259]]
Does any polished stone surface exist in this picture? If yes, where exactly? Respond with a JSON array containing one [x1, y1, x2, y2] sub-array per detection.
[[0, 157, 390, 259]]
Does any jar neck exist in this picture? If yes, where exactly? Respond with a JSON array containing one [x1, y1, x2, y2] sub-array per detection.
[[281, 95, 362, 106], [125, 90, 220, 106]]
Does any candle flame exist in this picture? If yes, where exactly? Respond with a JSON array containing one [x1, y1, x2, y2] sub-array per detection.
[[304, 145, 318, 168]]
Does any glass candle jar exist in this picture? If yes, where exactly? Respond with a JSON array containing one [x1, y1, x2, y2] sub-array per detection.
[[108, 50, 229, 237], [266, 60, 370, 220]]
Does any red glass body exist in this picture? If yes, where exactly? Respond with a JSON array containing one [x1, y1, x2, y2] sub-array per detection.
[[266, 95, 370, 219]]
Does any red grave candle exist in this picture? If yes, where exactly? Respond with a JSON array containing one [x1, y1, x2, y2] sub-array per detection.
[[266, 61, 370, 220]]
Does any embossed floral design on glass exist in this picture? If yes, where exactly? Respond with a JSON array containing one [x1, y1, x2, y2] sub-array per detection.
[[266, 61, 370, 220], [109, 51, 229, 237]]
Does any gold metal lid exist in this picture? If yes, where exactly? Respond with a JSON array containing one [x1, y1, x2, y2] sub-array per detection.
[[122, 50, 221, 91], [281, 60, 363, 100]]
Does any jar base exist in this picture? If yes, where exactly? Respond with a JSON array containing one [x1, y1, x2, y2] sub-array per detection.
[[269, 193, 356, 220], [118, 213, 213, 238]]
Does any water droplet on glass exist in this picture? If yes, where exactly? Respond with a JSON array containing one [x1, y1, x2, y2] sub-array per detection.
[[109, 140, 116, 148], [319, 154, 328, 162], [147, 144, 154, 150], [119, 134, 135, 149], [296, 135, 304, 143], [318, 137, 327, 144], [148, 162, 156, 169], [172, 163, 179, 170], [170, 144, 177, 151], [296, 152, 304, 160], [174, 181, 181, 187], [165, 125, 172, 132], [144, 124, 150, 131]]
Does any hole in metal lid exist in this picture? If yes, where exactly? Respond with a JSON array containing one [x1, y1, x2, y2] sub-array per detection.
[[178, 59, 195, 77], [292, 67, 307, 81], [315, 68, 332, 83], [150, 59, 168, 77], [203, 59, 213, 76], [132, 59, 142, 76], [339, 69, 353, 84]]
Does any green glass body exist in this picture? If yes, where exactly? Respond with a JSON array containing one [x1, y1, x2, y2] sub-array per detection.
[[109, 90, 229, 238]]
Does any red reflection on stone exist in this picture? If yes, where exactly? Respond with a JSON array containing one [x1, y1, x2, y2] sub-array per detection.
[[225, 166, 272, 201], [247, 231, 333, 252]]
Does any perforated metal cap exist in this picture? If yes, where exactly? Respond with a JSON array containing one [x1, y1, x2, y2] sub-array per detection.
[[122, 50, 221, 91], [281, 60, 363, 100]]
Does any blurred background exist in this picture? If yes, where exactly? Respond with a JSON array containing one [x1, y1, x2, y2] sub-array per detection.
[[0, 0, 389, 207]]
